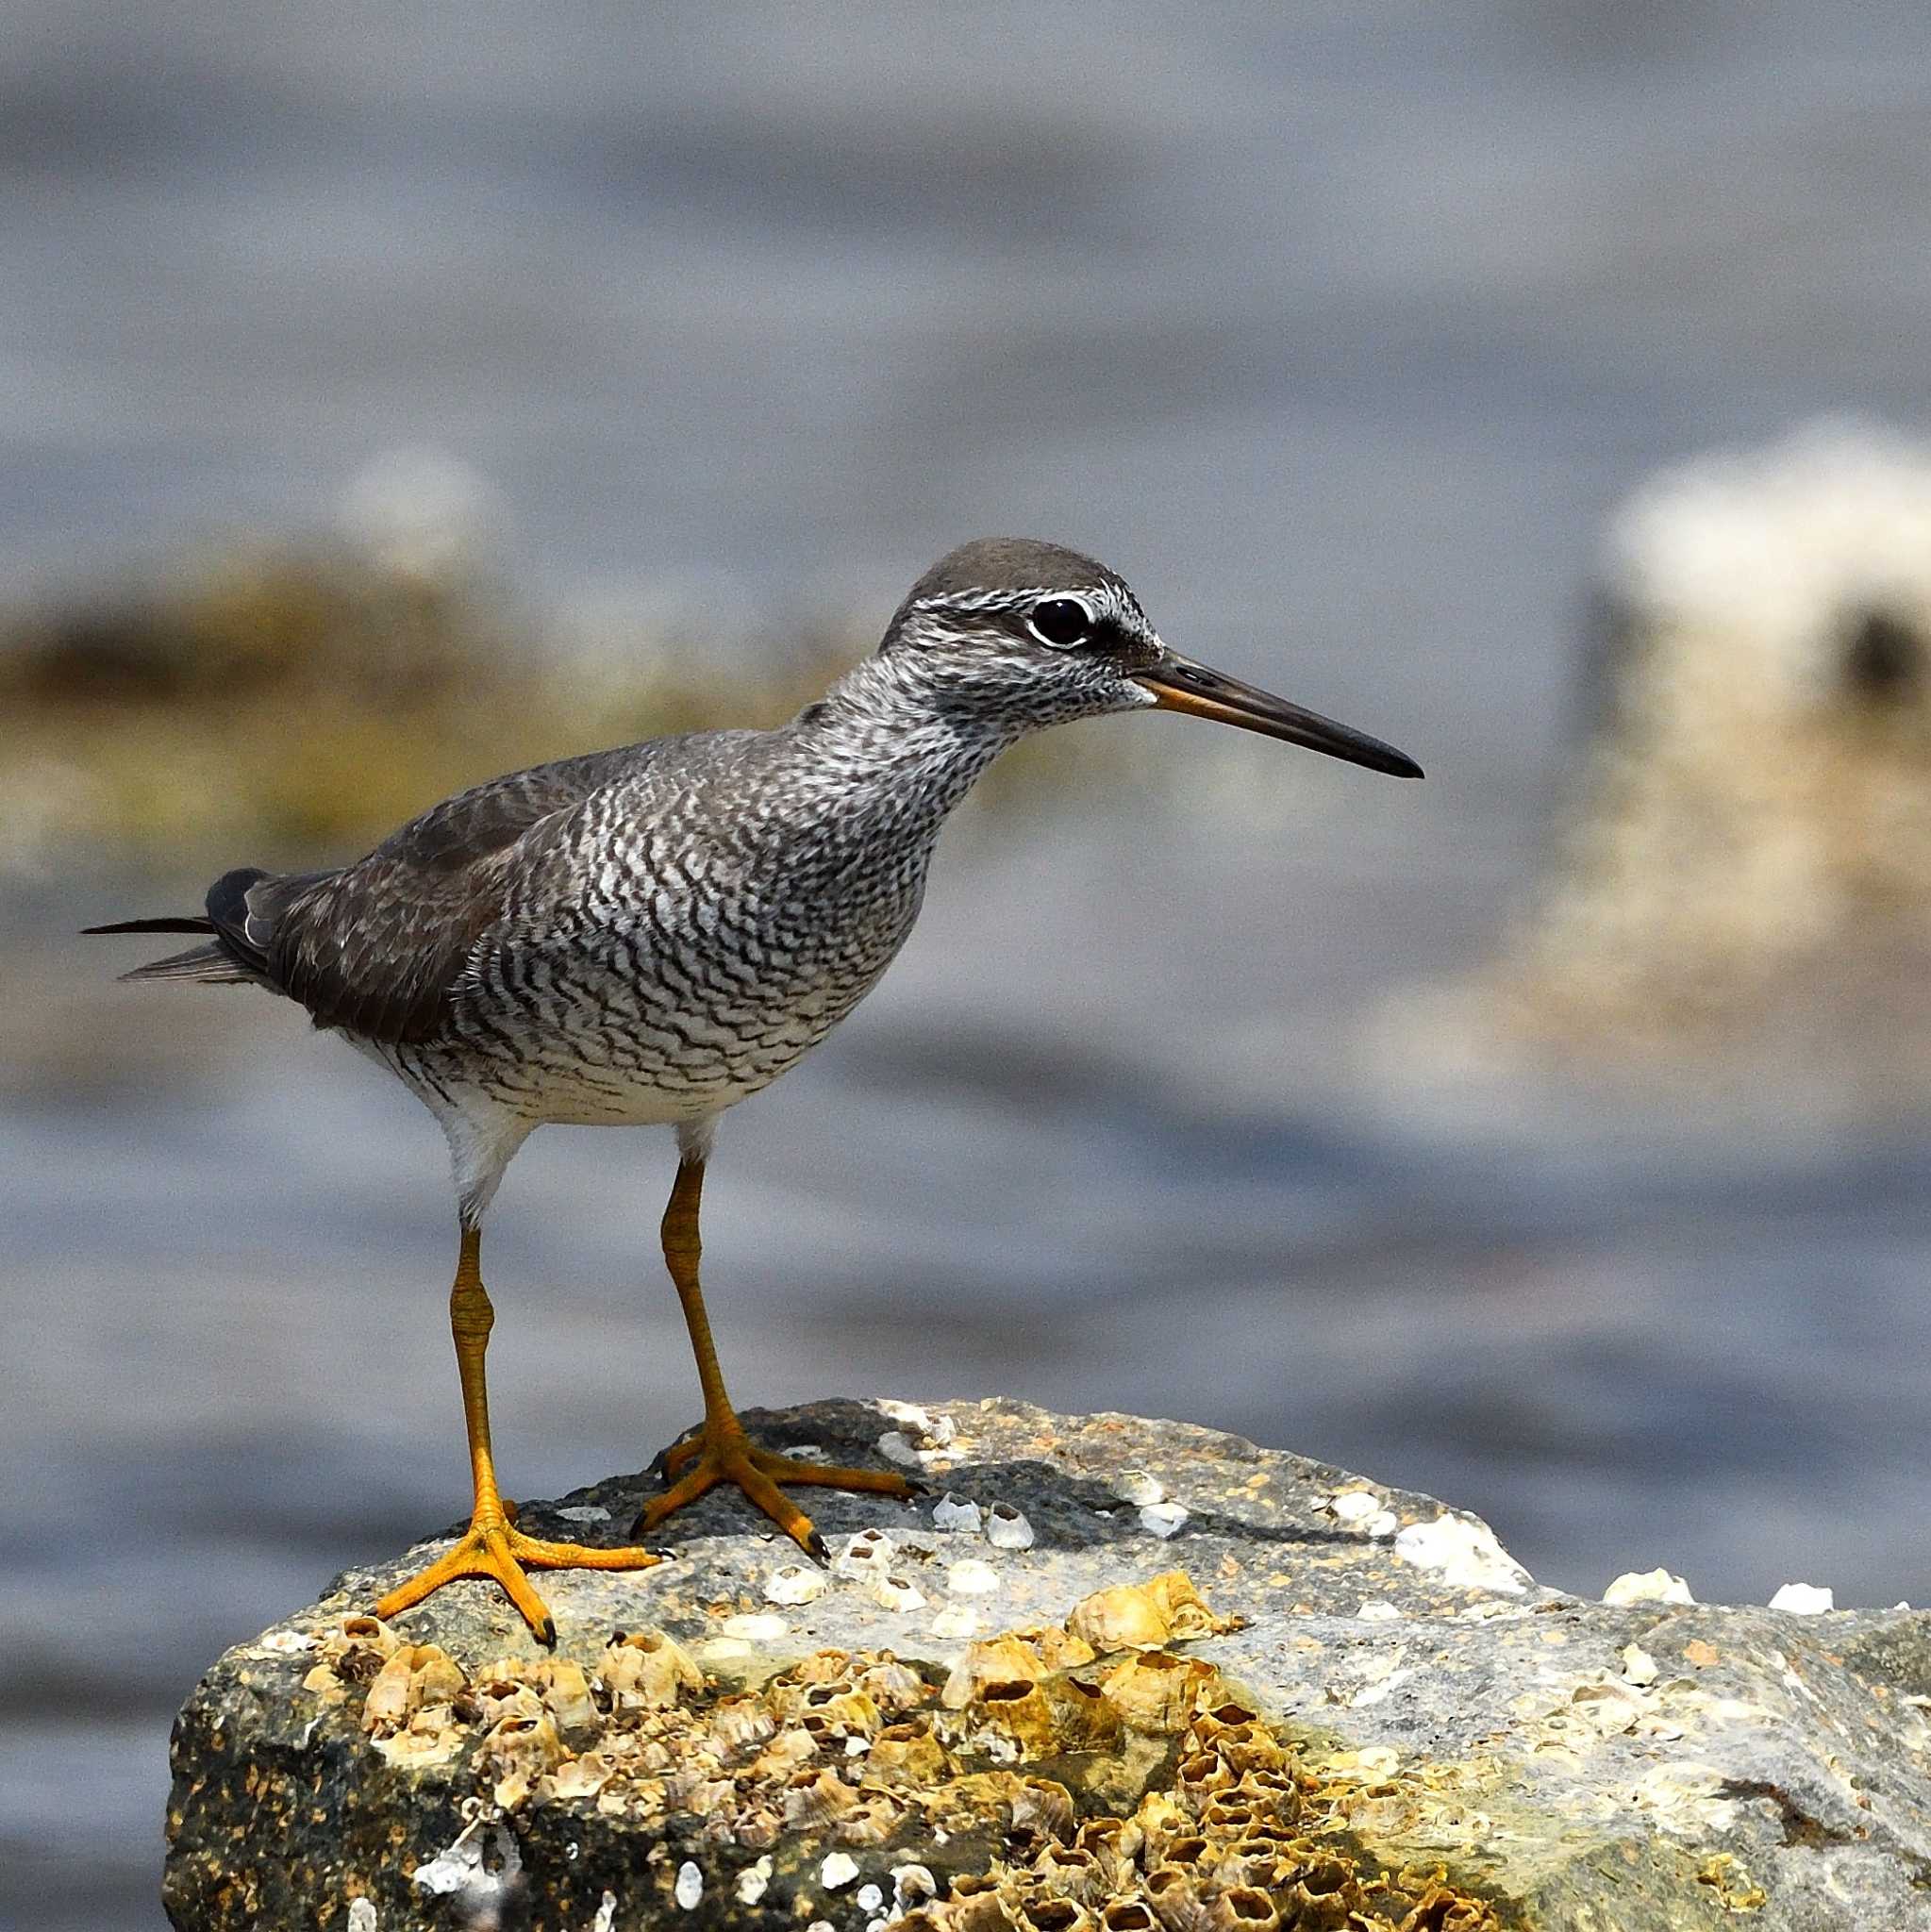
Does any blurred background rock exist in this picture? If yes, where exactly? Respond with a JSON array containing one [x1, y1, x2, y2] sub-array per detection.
[[5, 7, 1931, 1929], [1378, 419, 1931, 1116]]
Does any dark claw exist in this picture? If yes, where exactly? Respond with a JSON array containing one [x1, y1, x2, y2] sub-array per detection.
[[647, 1433, 697, 1481], [805, 1527, 830, 1567], [900, 1477, 930, 1500], [535, 1614, 557, 1647]]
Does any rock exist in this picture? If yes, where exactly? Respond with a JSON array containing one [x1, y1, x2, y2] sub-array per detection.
[[1373, 416, 1931, 1101], [164, 1397, 1931, 1931]]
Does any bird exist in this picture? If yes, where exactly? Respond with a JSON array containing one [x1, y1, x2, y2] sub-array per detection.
[[89, 538, 1422, 1641]]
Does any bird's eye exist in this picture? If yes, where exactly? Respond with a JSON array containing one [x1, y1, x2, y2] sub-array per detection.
[[1027, 597, 1091, 647]]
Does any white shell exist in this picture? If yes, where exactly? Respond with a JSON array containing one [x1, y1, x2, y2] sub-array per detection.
[[872, 1574, 927, 1613], [857, 1883, 885, 1912], [736, 1857, 773, 1906], [1769, 1581, 1834, 1614], [721, 1612, 789, 1641], [931, 1492, 984, 1534], [833, 1529, 896, 1578], [1620, 1643, 1660, 1686], [947, 1558, 1001, 1595], [1356, 1599, 1402, 1621], [877, 1431, 923, 1468], [1330, 1490, 1380, 1524], [985, 1503, 1035, 1550], [1393, 1514, 1531, 1594], [1138, 1502, 1189, 1539], [931, 1605, 979, 1639], [1602, 1567, 1696, 1607], [674, 1861, 703, 1909], [764, 1564, 829, 1607], [820, 1851, 861, 1890], [892, 1864, 938, 1906], [557, 1505, 610, 1524], [1111, 1469, 1165, 1507]]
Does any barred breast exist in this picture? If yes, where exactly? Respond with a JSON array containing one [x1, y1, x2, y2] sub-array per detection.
[[378, 720, 987, 1130]]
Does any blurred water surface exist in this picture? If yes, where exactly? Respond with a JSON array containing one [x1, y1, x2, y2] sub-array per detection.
[[6, 7, 1931, 1929]]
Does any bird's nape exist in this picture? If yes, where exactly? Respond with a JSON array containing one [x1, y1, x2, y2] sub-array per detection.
[[1132, 651, 1423, 778]]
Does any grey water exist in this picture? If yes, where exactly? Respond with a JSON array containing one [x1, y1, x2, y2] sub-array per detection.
[[6, 6, 1931, 1928]]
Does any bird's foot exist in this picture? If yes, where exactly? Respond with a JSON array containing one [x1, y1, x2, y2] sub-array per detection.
[[374, 1502, 663, 1644], [639, 1418, 916, 1559]]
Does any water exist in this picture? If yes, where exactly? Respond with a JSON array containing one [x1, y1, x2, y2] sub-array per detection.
[[7, 7, 1931, 1927]]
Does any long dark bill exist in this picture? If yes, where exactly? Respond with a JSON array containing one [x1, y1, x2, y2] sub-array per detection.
[[1132, 652, 1423, 778]]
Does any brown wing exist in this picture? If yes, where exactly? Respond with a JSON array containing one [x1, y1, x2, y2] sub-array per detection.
[[249, 746, 641, 1044]]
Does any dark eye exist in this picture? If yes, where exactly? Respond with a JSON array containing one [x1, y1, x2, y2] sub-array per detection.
[[1026, 597, 1091, 647]]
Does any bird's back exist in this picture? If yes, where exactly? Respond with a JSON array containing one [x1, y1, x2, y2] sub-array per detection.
[[130, 739, 690, 1043], [266, 741, 671, 1042]]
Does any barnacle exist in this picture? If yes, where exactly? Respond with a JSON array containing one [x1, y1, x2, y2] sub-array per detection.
[[1069, 1573, 1235, 1655], [318, 1613, 402, 1675], [1210, 1887, 1278, 1929], [870, 1721, 951, 1786], [600, 1628, 701, 1710], [513, 1657, 590, 1742], [1068, 1582, 1174, 1654], [972, 1678, 1068, 1757], [1100, 1651, 1220, 1735], [1144, 1865, 1215, 1932], [291, 1566, 1497, 1931], [477, 1709, 564, 1808], [1035, 1843, 1103, 1904], [747, 1725, 818, 1781], [835, 1793, 906, 1845], [793, 1681, 884, 1737], [857, 1655, 929, 1714], [781, 1766, 857, 1827], [707, 1692, 776, 1756], [944, 1635, 1053, 1707], [1009, 1775, 1078, 1842], [1009, 1624, 1099, 1672], [1076, 1818, 1144, 1892], [1046, 1674, 1124, 1752], [359, 1643, 464, 1733], [1019, 1899, 1093, 1932]]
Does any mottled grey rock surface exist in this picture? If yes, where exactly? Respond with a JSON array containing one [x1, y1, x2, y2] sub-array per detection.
[[165, 1398, 1931, 1930]]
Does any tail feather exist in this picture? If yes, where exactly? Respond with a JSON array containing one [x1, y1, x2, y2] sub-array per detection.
[[84, 883, 268, 988], [117, 942, 251, 985], [81, 915, 215, 937]]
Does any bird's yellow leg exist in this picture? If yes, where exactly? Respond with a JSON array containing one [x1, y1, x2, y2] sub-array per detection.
[[638, 1154, 914, 1560], [375, 1227, 661, 1642]]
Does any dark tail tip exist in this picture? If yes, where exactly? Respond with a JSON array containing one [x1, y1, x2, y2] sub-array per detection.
[[82, 916, 214, 937]]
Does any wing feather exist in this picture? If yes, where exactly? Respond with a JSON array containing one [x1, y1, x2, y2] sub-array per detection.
[[259, 745, 642, 1043]]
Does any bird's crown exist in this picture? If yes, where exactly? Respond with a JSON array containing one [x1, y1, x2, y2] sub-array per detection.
[[886, 538, 1159, 658]]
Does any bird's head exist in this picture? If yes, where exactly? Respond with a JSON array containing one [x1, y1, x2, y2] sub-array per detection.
[[879, 538, 1422, 777]]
